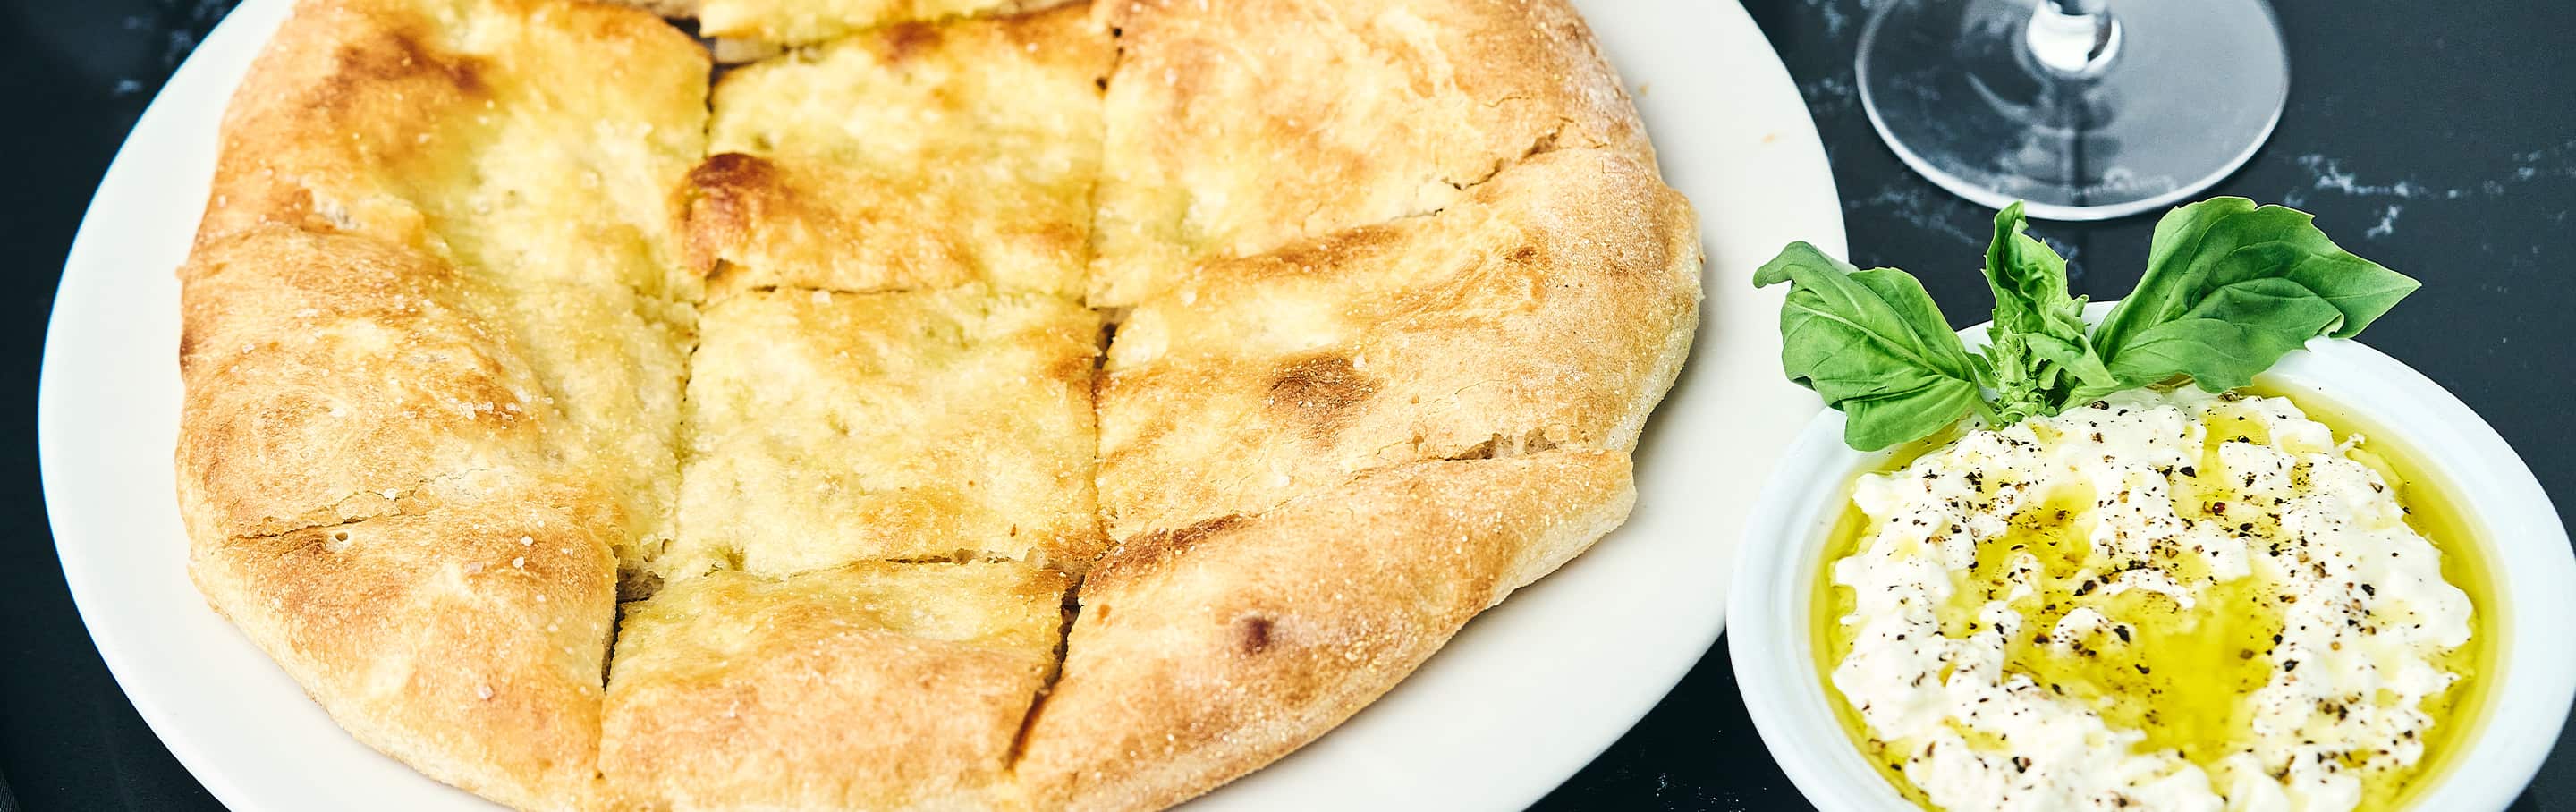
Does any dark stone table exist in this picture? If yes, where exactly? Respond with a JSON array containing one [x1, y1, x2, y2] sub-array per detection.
[[4, 0, 2567, 809]]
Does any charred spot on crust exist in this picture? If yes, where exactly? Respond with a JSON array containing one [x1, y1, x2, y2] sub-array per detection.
[[1266, 354, 1377, 441], [882, 21, 942, 62], [1045, 341, 1101, 392], [1094, 513, 1246, 586], [322, 28, 484, 110], [1522, 428, 1561, 453], [1163, 513, 1244, 554], [1445, 427, 1568, 461], [1255, 224, 1402, 280], [688, 152, 783, 192], [176, 326, 201, 368], [1446, 436, 1500, 461], [682, 153, 784, 275], [1235, 614, 1274, 655]]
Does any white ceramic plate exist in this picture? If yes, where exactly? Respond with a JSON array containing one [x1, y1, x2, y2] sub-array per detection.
[[37, 1, 1843, 808], [1732, 306, 2576, 811]]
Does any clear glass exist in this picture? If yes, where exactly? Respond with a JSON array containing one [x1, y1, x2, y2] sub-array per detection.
[[1856, 0, 2291, 221]]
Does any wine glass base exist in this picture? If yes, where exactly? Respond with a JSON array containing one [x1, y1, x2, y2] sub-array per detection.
[[1856, 0, 2290, 221]]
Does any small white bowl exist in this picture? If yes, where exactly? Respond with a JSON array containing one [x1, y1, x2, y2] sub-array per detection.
[[1730, 309, 2576, 811]]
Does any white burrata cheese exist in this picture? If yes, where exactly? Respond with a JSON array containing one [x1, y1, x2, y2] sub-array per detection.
[[1830, 388, 2474, 812]]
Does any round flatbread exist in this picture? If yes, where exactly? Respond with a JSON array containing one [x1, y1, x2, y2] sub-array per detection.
[[175, 0, 1699, 808]]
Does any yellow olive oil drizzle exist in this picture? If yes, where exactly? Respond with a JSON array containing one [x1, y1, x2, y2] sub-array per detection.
[[2242, 383, 2501, 811], [1810, 384, 2498, 811]]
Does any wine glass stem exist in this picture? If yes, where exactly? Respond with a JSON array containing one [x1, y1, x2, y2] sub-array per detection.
[[2029, 0, 2120, 76]]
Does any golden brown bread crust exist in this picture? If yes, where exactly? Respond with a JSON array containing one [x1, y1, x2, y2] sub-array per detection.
[[602, 562, 1071, 811], [681, 4, 1111, 300], [1016, 450, 1637, 810], [1086, 0, 1657, 307], [190, 470, 620, 812], [1097, 148, 1700, 538]]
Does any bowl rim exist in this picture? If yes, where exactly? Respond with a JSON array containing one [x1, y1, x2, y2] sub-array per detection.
[[1729, 303, 2576, 811]]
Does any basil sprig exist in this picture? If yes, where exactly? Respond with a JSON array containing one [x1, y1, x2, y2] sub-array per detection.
[[1755, 198, 2419, 452], [1979, 203, 2116, 422]]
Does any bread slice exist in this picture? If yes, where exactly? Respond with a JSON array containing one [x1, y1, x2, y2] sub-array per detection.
[[186, 0, 708, 572], [1096, 148, 1699, 538], [601, 562, 1071, 811], [1016, 449, 1636, 811], [682, 4, 1111, 300], [190, 469, 620, 812], [662, 286, 1106, 580], [691, 0, 1080, 49], [199, 0, 710, 301], [477, 278, 695, 586], [177, 1, 709, 807], [176, 225, 560, 542], [1086, 0, 1656, 307], [174, 228, 687, 576]]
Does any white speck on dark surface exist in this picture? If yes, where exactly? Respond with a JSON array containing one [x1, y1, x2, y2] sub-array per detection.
[[160, 0, 236, 68], [2365, 204, 2402, 239], [1808, 0, 1852, 38], [2291, 142, 2576, 207], [1798, 75, 1857, 112], [2295, 155, 2472, 200]]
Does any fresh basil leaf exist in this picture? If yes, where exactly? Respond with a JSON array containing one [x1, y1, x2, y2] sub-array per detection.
[[2103, 276, 2346, 392], [2049, 329, 2126, 407], [1983, 203, 2092, 343], [2092, 199, 2419, 389], [2029, 332, 2118, 404], [1842, 385, 1988, 453], [1755, 242, 1986, 451], [1979, 204, 2115, 419]]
